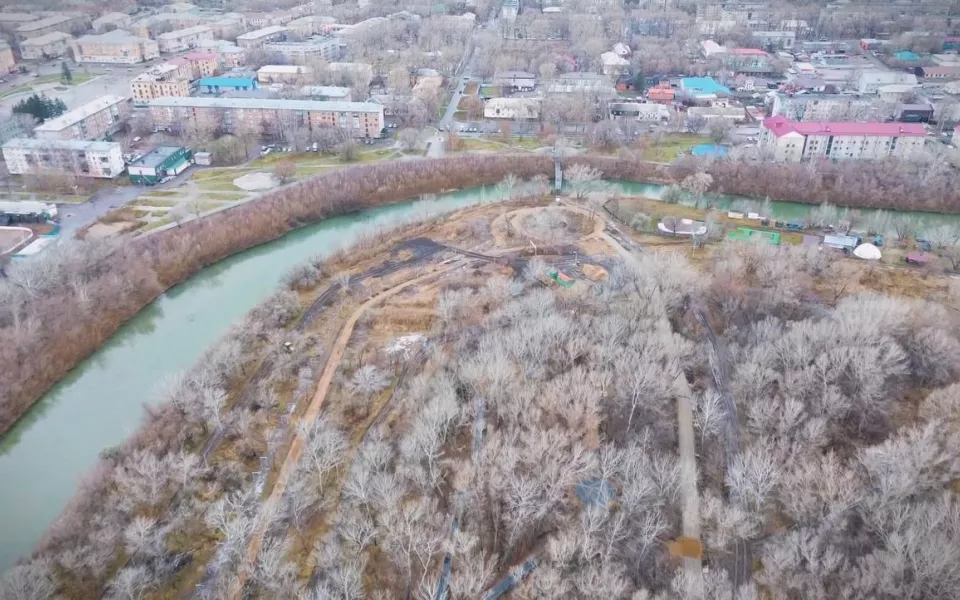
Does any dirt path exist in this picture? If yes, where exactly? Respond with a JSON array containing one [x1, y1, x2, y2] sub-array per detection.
[[227, 262, 466, 599]]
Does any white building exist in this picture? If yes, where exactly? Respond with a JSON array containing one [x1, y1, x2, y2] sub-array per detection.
[[610, 102, 670, 122], [688, 105, 746, 123], [237, 25, 289, 49], [752, 30, 795, 48], [600, 52, 630, 76], [157, 25, 213, 53], [2, 138, 124, 178], [484, 97, 541, 120], [257, 65, 314, 84], [772, 93, 877, 121], [700, 40, 726, 58], [759, 115, 925, 162], [262, 37, 341, 61], [857, 70, 918, 94]]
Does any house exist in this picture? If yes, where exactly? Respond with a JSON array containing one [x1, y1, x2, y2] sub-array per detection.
[[484, 97, 541, 120], [859, 38, 890, 52], [20, 32, 73, 60], [600, 52, 630, 76], [257, 65, 313, 84], [128, 146, 192, 185], [612, 42, 631, 58], [759, 115, 925, 162], [34, 95, 131, 141], [647, 83, 675, 104], [183, 52, 218, 78], [943, 37, 960, 52], [2, 138, 125, 179], [823, 234, 860, 251], [148, 97, 385, 139], [236, 26, 289, 49], [157, 25, 213, 53], [878, 84, 919, 104], [72, 30, 159, 64], [198, 76, 258, 94], [700, 40, 726, 58], [494, 71, 536, 90], [547, 72, 616, 96]]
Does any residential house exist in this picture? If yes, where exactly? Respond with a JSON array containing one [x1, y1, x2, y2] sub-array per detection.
[[72, 30, 159, 64], [0, 13, 37, 34], [257, 65, 313, 84], [148, 97, 385, 139], [600, 52, 630, 76], [20, 32, 73, 60], [92, 12, 132, 33], [494, 71, 536, 90], [157, 25, 213, 53], [700, 40, 726, 58], [612, 42, 631, 58], [647, 83, 675, 104], [2, 138, 124, 178], [33, 95, 131, 141], [878, 84, 919, 104], [547, 72, 616, 96], [483, 97, 541, 120], [15, 14, 88, 41], [759, 115, 925, 162], [236, 25, 289, 49]]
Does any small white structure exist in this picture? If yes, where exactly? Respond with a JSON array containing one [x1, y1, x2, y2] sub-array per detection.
[[484, 97, 541, 120], [853, 243, 882, 260], [658, 218, 707, 236]]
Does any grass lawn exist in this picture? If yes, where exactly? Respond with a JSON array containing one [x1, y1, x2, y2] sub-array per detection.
[[639, 134, 709, 163], [135, 198, 179, 207], [202, 191, 249, 201], [141, 216, 173, 231], [455, 138, 503, 152], [454, 110, 468, 121], [139, 189, 181, 198], [196, 180, 241, 192], [479, 85, 499, 96], [509, 136, 546, 150], [464, 82, 479, 95]]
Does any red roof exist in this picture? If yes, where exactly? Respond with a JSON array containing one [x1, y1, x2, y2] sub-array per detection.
[[762, 115, 925, 138], [729, 48, 766, 55]]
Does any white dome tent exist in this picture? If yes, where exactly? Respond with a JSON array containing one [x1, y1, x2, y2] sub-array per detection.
[[853, 243, 882, 260]]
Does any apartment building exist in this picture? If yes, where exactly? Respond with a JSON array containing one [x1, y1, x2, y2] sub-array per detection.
[[131, 63, 191, 102], [157, 25, 213, 53], [0, 13, 37, 33], [131, 13, 207, 39], [72, 30, 159, 64], [257, 65, 314, 84], [243, 11, 295, 29], [34, 95, 131, 141], [759, 115, 925, 162], [148, 97, 384, 138], [262, 37, 341, 61], [287, 15, 337, 37], [0, 40, 15, 73], [92, 12, 132, 33], [15, 14, 88, 41], [183, 52, 218, 78], [236, 26, 289, 49], [772, 93, 877, 121], [20, 32, 73, 60], [2, 138, 125, 178]]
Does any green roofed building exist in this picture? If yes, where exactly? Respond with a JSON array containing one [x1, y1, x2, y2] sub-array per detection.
[[128, 146, 192, 185]]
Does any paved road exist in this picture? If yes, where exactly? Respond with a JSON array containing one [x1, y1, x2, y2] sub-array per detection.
[[57, 186, 144, 237]]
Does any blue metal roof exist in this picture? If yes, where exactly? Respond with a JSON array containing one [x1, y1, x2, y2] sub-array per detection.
[[894, 50, 920, 61], [198, 76, 256, 88], [680, 77, 731, 96]]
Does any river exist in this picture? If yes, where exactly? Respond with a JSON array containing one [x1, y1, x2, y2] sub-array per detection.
[[0, 187, 504, 571], [1, 179, 957, 572]]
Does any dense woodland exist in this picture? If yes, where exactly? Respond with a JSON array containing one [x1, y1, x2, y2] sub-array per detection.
[[5, 211, 960, 598]]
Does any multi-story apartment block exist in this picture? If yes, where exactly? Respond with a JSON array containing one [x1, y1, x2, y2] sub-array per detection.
[[287, 15, 337, 37], [197, 40, 246, 68], [148, 97, 384, 139], [759, 115, 925, 162], [183, 52, 218, 78], [257, 65, 313, 84], [34, 95, 132, 141], [262, 37, 341, 62], [131, 63, 191, 103], [131, 13, 207, 39], [2, 138, 125, 179], [92, 12, 132, 33], [243, 11, 295, 29], [15, 14, 88, 41], [20, 32, 73, 60], [209, 13, 245, 39], [237, 26, 289, 49], [72, 30, 159, 64], [0, 12, 37, 33], [0, 40, 15, 73], [772, 93, 877, 122], [157, 25, 213, 53], [696, 1, 770, 33]]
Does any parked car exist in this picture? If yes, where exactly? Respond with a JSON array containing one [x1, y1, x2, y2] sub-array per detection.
[[312, 142, 319, 152]]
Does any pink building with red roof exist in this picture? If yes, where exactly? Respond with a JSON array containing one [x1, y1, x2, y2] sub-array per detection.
[[760, 115, 926, 162]]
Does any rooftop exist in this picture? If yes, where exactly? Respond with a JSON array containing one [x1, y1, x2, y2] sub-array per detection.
[[762, 115, 925, 137], [34, 95, 128, 132], [258, 65, 313, 73], [129, 145, 184, 168], [728, 48, 767, 55], [300, 85, 351, 97], [237, 25, 288, 40], [157, 25, 212, 39], [20, 31, 72, 46], [3, 138, 120, 152], [184, 51, 217, 61], [15, 14, 77, 33], [198, 76, 256, 86], [680, 77, 731, 95], [149, 96, 383, 113], [76, 29, 152, 44]]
